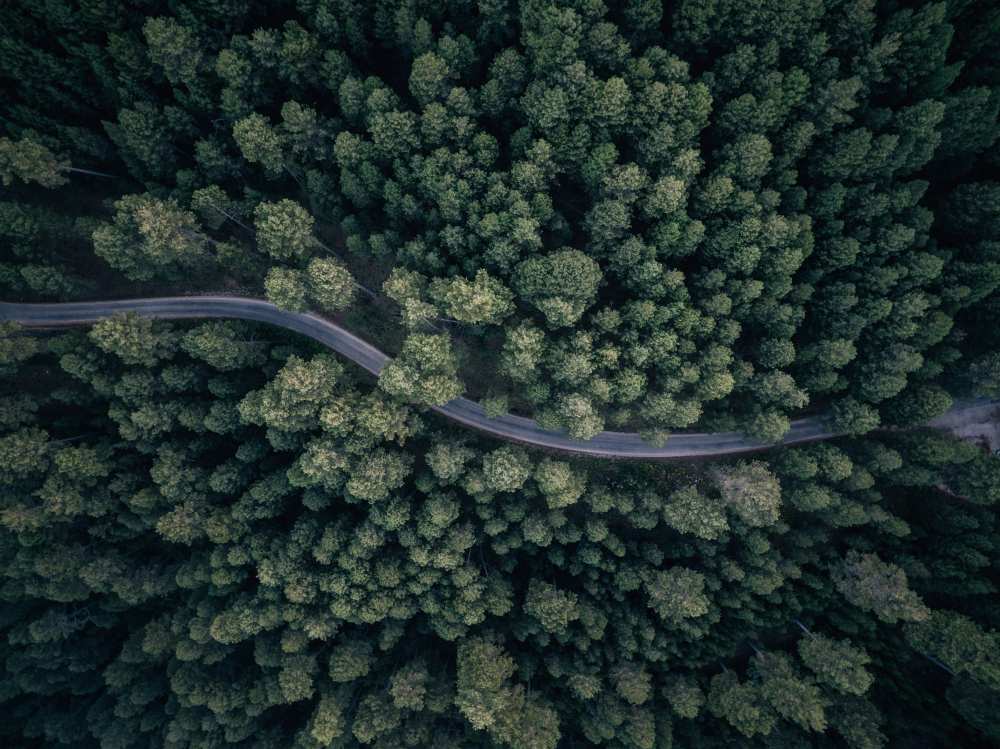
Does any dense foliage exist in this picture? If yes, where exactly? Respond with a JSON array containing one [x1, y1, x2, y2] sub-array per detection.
[[3, 0, 1000, 439], [3, 306, 1000, 748], [2, 0, 1000, 747]]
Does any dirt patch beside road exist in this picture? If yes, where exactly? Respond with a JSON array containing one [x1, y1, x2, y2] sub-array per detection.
[[930, 402, 1000, 453]]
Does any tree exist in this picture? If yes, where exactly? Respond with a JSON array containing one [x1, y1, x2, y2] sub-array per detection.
[[611, 662, 652, 706], [829, 698, 887, 749], [143, 17, 205, 89], [833, 551, 930, 624], [455, 637, 519, 732], [904, 610, 1000, 689], [751, 653, 828, 733], [640, 392, 703, 432], [512, 249, 602, 327], [344, 447, 412, 501], [0, 135, 69, 187], [92, 194, 212, 281], [533, 459, 586, 508], [180, 321, 265, 371], [429, 270, 514, 325], [383, 268, 438, 328], [663, 676, 705, 719], [482, 446, 532, 493], [882, 385, 953, 426], [89, 313, 175, 367], [379, 334, 463, 405], [308, 691, 348, 744], [798, 635, 874, 696], [425, 440, 475, 483], [493, 693, 560, 749], [712, 461, 782, 527], [306, 257, 356, 312], [409, 52, 450, 106], [501, 323, 546, 382], [239, 354, 341, 433], [830, 397, 882, 436], [707, 671, 776, 739], [255, 199, 316, 260], [549, 393, 605, 441], [265, 266, 309, 311], [279, 653, 317, 702], [642, 567, 709, 624], [662, 485, 729, 540], [233, 113, 286, 174], [328, 639, 373, 682], [0, 322, 41, 370], [0, 426, 50, 483], [524, 579, 579, 636], [482, 392, 510, 418], [389, 660, 429, 710], [968, 352, 1000, 397]]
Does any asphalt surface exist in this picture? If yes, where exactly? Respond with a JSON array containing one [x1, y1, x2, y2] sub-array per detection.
[[2, 295, 993, 459]]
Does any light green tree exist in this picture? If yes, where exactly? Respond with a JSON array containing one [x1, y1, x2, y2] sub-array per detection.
[[833, 551, 930, 624], [265, 267, 309, 312], [255, 199, 316, 260], [92, 194, 211, 281], [89, 313, 175, 367], [379, 334, 463, 406], [712, 461, 782, 527], [306, 257, 356, 312], [798, 635, 874, 696], [429, 270, 514, 325], [0, 135, 69, 187]]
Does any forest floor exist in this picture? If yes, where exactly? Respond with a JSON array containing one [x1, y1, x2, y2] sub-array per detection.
[[932, 402, 1000, 452]]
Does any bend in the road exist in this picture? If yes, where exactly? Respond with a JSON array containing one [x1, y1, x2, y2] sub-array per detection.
[[2, 296, 994, 459]]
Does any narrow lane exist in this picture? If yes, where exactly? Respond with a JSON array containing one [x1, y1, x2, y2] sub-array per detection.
[[3, 296, 992, 459]]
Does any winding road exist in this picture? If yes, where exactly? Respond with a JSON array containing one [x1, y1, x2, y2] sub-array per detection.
[[2, 296, 994, 459]]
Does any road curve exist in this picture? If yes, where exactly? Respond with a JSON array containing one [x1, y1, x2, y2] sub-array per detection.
[[2, 296, 994, 459]]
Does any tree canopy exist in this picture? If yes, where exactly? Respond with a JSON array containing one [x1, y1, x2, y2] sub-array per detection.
[[2, 0, 1000, 747]]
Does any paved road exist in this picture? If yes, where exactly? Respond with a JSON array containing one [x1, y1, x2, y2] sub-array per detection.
[[2, 296, 994, 459]]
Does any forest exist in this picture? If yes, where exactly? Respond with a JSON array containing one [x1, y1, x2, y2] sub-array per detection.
[[1, 0, 1000, 747]]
